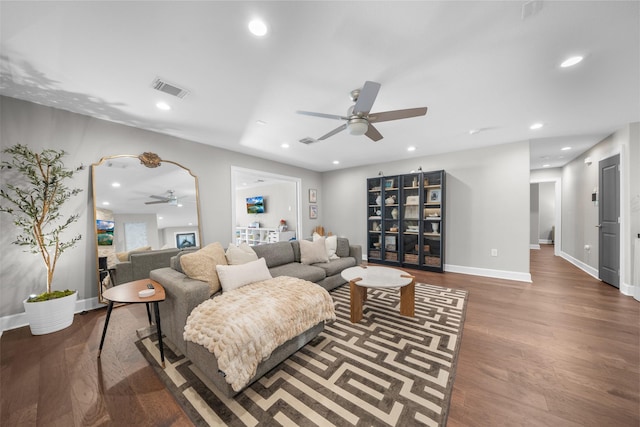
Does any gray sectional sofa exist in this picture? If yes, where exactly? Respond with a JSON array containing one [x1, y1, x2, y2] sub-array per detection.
[[149, 237, 361, 396], [113, 247, 183, 285]]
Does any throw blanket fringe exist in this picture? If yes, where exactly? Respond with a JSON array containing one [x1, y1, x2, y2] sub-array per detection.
[[183, 276, 336, 391]]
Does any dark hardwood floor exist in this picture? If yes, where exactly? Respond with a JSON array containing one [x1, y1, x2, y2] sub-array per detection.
[[1, 245, 638, 426]]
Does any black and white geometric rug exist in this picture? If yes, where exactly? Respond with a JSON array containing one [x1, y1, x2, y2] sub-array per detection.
[[136, 283, 468, 426]]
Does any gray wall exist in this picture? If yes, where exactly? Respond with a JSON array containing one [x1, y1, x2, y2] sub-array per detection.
[[530, 183, 540, 246], [0, 96, 323, 318], [236, 181, 297, 232], [322, 141, 532, 277], [538, 182, 555, 243], [561, 123, 639, 291]]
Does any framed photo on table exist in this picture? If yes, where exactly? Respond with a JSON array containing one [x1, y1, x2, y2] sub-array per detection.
[[309, 188, 317, 203], [309, 204, 318, 219]]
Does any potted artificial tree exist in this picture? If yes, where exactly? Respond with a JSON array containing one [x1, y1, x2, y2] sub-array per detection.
[[0, 144, 82, 335]]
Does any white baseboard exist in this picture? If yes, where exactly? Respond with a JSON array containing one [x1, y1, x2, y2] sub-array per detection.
[[559, 250, 599, 280], [1, 297, 104, 332], [444, 264, 532, 283], [538, 239, 553, 244], [530, 244, 541, 250], [620, 281, 635, 297], [364, 255, 531, 283]]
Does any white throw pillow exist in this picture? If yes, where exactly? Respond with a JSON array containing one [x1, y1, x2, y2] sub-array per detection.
[[225, 242, 259, 265], [216, 257, 272, 292], [300, 237, 329, 265], [313, 232, 340, 260]]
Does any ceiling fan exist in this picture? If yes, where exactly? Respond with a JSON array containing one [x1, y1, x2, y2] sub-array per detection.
[[145, 190, 183, 206], [297, 81, 428, 143]]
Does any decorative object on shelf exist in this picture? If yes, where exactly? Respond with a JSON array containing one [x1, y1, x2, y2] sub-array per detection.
[[427, 188, 441, 204], [309, 188, 317, 203], [278, 219, 288, 231], [432, 223, 439, 233], [371, 221, 380, 231], [385, 194, 397, 205], [406, 195, 419, 205], [0, 144, 82, 335], [391, 207, 398, 219], [424, 178, 429, 186], [375, 195, 382, 205], [385, 179, 394, 189], [309, 204, 318, 219]]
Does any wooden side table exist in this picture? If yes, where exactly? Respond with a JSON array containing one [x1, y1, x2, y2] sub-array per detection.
[[98, 278, 167, 368]]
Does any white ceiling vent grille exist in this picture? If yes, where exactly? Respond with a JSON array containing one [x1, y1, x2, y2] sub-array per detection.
[[151, 77, 189, 99], [299, 137, 317, 145]]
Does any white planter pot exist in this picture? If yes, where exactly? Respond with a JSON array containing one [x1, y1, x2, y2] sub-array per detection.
[[23, 291, 77, 335]]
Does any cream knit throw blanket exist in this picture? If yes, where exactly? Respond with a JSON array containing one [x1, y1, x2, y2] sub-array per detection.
[[183, 276, 336, 392]]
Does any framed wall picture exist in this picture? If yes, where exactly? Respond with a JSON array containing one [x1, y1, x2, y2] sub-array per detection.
[[309, 204, 318, 219], [427, 188, 441, 204], [309, 188, 317, 203], [385, 179, 394, 189]]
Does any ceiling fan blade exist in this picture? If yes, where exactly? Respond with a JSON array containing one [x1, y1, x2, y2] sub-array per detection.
[[368, 107, 428, 123], [296, 110, 348, 121], [149, 195, 168, 200], [365, 124, 383, 142], [353, 81, 381, 115], [318, 123, 347, 140], [145, 200, 168, 205]]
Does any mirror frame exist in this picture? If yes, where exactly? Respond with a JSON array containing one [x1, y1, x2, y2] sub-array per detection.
[[91, 152, 202, 304]]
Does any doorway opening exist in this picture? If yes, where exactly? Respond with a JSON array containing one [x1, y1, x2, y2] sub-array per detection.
[[230, 167, 301, 245]]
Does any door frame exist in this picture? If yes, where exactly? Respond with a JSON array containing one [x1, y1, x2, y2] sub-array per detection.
[[530, 176, 562, 257], [230, 166, 302, 244]]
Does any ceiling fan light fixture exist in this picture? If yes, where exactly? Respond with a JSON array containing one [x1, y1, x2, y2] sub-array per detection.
[[347, 118, 368, 135]]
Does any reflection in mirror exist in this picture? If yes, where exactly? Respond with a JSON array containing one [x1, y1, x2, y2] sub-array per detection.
[[92, 154, 201, 303]]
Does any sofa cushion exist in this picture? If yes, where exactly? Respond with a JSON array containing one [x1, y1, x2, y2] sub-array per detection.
[[252, 241, 295, 268], [300, 238, 329, 264], [225, 242, 258, 265], [180, 243, 227, 295], [312, 257, 357, 277], [116, 245, 152, 262], [313, 232, 339, 260], [335, 237, 350, 258], [216, 257, 272, 292], [268, 263, 327, 283]]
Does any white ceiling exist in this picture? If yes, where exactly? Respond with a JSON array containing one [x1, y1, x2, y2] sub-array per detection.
[[1, 1, 638, 172]]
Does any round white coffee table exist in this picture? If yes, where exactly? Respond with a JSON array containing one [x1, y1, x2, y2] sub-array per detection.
[[341, 266, 415, 323]]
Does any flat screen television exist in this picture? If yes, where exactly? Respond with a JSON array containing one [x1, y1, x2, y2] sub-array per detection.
[[246, 196, 265, 214]]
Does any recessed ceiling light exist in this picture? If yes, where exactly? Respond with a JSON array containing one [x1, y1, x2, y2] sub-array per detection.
[[561, 146, 572, 151], [248, 19, 268, 37], [469, 129, 480, 135], [256, 120, 267, 125], [560, 56, 583, 68], [156, 101, 171, 111], [177, 204, 183, 207], [102, 201, 110, 206], [158, 216, 163, 220], [542, 164, 551, 168], [332, 160, 340, 165], [407, 146, 416, 152], [281, 143, 289, 148], [530, 122, 544, 130], [111, 182, 121, 187]]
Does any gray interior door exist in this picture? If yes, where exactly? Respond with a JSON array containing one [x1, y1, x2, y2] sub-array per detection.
[[598, 154, 620, 287]]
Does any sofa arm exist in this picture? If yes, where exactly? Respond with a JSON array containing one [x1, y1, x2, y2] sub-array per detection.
[[114, 262, 133, 285], [149, 267, 211, 355], [349, 245, 363, 265]]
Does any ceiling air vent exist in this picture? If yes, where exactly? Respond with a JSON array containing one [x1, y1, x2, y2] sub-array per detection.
[[151, 77, 189, 99], [299, 137, 317, 145]]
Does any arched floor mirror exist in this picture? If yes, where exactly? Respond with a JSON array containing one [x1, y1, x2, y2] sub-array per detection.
[[91, 153, 201, 303]]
